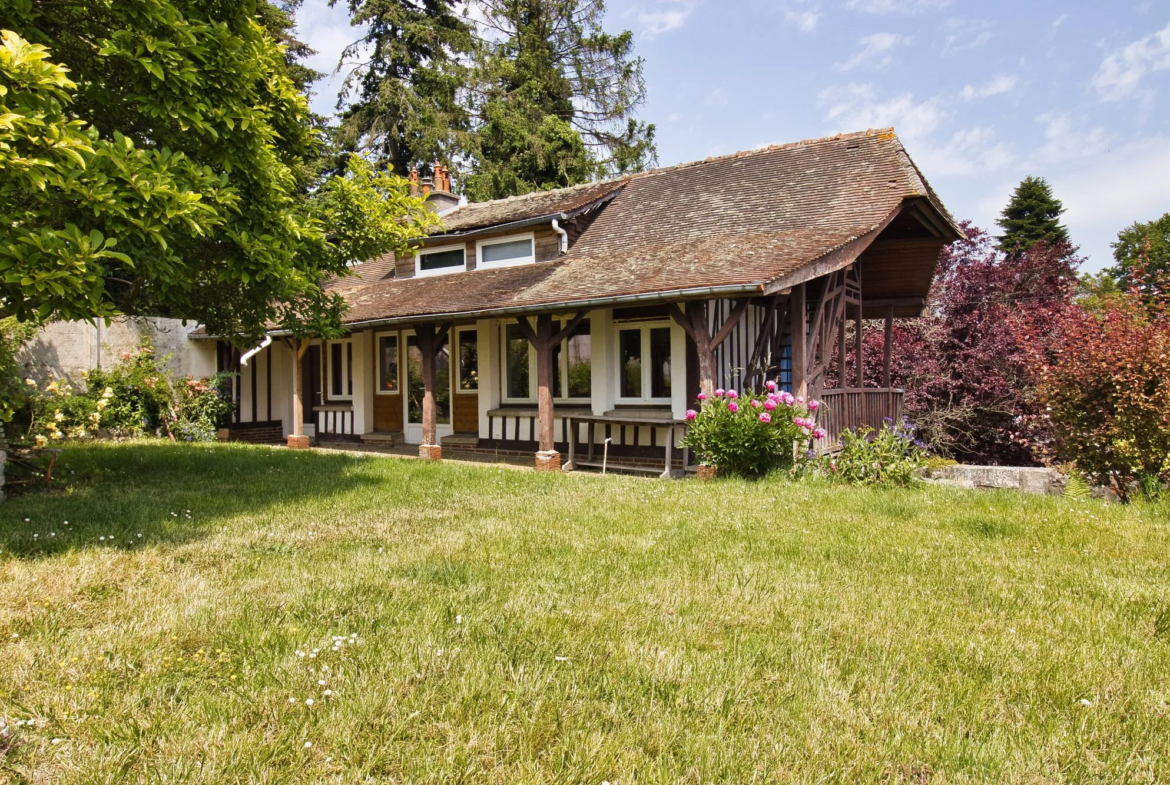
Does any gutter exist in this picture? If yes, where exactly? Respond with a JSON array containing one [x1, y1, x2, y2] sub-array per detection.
[[239, 335, 272, 366], [274, 282, 767, 335]]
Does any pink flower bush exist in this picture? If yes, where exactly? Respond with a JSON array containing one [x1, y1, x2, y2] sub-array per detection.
[[779, 391, 795, 406], [750, 399, 762, 408], [697, 392, 707, 401], [714, 388, 725, 397], [764, 399, 777, 411], [808, 400, 820, 411], [685, 409, 698, 421], [758, 412, 772, 424], [793, 416, 814, 430], [813, 428, 827, 440], [727, 401, 739, 413], [727, 389, 738, 399], [765, 380, 777, 392]]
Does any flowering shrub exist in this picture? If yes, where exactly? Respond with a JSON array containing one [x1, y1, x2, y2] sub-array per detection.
[[821, 418, 930, 487], [681, 381, 821, 478], [24, 344, 234, 444]]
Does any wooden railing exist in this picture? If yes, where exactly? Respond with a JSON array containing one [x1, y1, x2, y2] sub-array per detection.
[[813, 388, 904, 453]]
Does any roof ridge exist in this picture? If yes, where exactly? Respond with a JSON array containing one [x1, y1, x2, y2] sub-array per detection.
[[444, 175, 631, 215]]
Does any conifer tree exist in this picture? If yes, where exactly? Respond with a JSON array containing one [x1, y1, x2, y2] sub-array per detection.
[[463, 0, 656, 200], [332, 0, 474, 176], [996, 176, 1070, 256]]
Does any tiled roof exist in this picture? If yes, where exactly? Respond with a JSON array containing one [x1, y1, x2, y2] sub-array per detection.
[[435, 177, 630, 234], [334, 129, 961, 326]]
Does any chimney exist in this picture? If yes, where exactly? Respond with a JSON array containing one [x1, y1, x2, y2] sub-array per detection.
[[408, 168, 420, 198], [423, 162, 460, 214]]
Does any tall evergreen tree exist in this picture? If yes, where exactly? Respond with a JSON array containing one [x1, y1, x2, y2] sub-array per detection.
[[996, 176, 1070, 256], [463, 0, 656, 201], [332, 0, 473, 176]]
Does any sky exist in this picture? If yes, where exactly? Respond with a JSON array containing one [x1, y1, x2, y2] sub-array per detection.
[[294, 0, 1170, 273]]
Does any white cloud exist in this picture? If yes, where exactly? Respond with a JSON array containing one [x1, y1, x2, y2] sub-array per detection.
[[1035, 112, 1108, 164], [921, 127, 1015, 177], [782, 0, 820, 32], [819, 84, 946, 143], [1090, 21, 1170, 101], [295, 0, 366, 117], [941, 18, 994, 55], [834, 33, 909, 71], [960, 75, 1018, 101], [706, 88, 729, 106], [632, 1, 699, 40], [845, 0, 950, 14]]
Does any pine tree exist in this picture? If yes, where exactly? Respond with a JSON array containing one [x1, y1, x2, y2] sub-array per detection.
[[996, 176, 1071, 255], [333, 0, 474, 176], [463, 0, 656, 201]]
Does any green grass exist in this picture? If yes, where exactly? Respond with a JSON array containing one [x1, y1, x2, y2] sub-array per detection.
[[1, 441, 1168, 783]]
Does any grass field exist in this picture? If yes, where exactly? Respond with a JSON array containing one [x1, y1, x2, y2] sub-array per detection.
[[1, 441, 1168, 783]]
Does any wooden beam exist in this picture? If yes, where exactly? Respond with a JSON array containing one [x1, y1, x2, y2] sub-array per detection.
[[712, 298, 752, 348], [667, 302, 698, 342], [790, 284, 807, 398], [551, 311, 588, 346], [883, 306, 893, 389]]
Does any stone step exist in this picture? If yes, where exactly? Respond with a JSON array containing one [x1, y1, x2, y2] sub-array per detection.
[[360, 431, 400, 447], [441, 433, 479, 448]]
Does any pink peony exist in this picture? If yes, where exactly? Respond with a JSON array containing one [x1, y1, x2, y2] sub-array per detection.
[[764, 399, 777, 411], [726, 389, 738, 399], [796, 396, 805, 404], [750, 399, 762, 408], [727, 401, 739, 413], [758, 412, 771, 424], [813, 428, 827, 439], [685, 409, 698, 421], [765, 380, 777, 392], [714, 388, 725, 397], [808, 400, 820, 411], [779, 392, 795, 406], [697, 392, 707, 401], [793, 416, 814, 430]]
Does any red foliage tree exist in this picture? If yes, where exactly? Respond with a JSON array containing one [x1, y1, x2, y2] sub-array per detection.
[[845, 224, 1082, 464]]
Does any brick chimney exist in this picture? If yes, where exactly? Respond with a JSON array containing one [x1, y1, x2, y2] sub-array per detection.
[[408, 168, 420, 198], [423, 162, 459, 214]]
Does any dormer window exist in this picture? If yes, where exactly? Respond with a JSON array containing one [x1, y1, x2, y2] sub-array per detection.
[[477, 233, 535, 269], [415, 244, 466, 277]]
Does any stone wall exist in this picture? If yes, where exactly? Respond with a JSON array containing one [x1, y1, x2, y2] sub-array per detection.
[[925, 465, 1066, 495], [17, 317, 217, 386]]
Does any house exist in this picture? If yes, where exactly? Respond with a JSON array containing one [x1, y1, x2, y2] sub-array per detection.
[[201, 129, 962, 471]]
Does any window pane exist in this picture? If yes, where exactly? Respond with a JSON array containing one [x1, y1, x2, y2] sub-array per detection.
[[505, 324, 530, 399], [378, 336, 398, 392], [566, 323, 591, 398], [619, 329, 642, 398], [650, 327, 672, 399], [459, 331, 478, 391], [330, 342, 343, 397], [406, 335, 450, 424], [419, 248, 464, 272], [481, 238, 533, 265]]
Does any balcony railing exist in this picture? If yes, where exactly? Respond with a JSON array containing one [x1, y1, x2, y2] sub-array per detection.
[[813, 388, 904, 453]]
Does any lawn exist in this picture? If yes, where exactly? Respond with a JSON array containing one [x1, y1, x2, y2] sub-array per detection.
[[1, 442, 1168, 783]]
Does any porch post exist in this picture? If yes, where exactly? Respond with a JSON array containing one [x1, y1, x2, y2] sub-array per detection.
[[883, 306, 893, 389], [535, 314, 557, 458], [790, 284, 807, 398], [287, 338, 311, 449], [415, 322, 451, 461], [854, 297, 864, 389]]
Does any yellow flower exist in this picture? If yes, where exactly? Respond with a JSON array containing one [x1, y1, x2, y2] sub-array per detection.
[[51, 430, 63, 440], [34, 435, 48, 448], [24, 378, 36, 388], [54, 410, 64, 422]]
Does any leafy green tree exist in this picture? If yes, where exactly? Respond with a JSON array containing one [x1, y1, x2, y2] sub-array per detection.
[[1, 3, 433, 346], [332, 0, 474, 176], [463, 0, 656, 200], [1110, 212, 1170, 291], [996, 176, 1071, 256]]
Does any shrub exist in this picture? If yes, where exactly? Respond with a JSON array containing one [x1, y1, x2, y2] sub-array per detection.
[[681, 382, 822, 478], [821, 418, 930, 487]]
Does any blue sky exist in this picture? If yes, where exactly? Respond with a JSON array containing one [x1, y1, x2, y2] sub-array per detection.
[[295, 0, 1170, 272]]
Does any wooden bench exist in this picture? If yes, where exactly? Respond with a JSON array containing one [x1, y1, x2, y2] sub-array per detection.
[[562, 414, 691, 479]]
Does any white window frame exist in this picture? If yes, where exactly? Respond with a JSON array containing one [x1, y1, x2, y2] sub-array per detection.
[[414, 243, 466, 278], [326, 338, 353, 401], [374, 331, 399, 395], [499, 318, 592, 404], [614, 321, 673, 405], [476, 232, 536, 269], [455, 327, 479, 394]]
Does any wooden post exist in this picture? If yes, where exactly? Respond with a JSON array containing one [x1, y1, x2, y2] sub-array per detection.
[[288, 338, 312, 449], [516, 312, 587, 469], [414, 322, 451, 454], [790, 284, 807, 398], [668, 299, 752, 399], [854, 300, 864, 389], [883, 306, 894, 389], [836, 311, 846, 390]]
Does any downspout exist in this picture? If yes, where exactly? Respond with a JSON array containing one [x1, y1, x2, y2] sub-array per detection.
[[550, 216, 569, 256], [240, 335, 272, 367]]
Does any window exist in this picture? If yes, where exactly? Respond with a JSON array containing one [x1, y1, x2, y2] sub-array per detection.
[[377, 334, 399, 393], [405, 334, 450, 425], [503, 319, 592, 402], [328, 340, 353, 400], [457, 329, 478, 392], [477, 233, 535, 268], [415, 244, 466, 277], [617, 324, 672, 402]]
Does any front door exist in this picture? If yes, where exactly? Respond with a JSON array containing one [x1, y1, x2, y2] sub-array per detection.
[[403, 332, 453, 445], [302, 345, 322, 436]]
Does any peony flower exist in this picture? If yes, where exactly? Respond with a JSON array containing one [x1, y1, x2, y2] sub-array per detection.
[[750, 399, 761, 408], [696, 392, 707, 401], [685, 409, 698, 421], [758, 412, 772, 424], [727, 401, 739, 413], [813, 428, 827, 439], [726, 389, 738, 399], [765, 380, 777, 392], [780, 392, 795, 405], [808, 400, 819, 411], [764, 399, 777, 411], [714, 388, 724, 397]]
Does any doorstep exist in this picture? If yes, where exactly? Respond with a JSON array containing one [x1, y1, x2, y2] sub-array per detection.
[[361, 431, 401, 447], [441, 432, 479, 448]]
